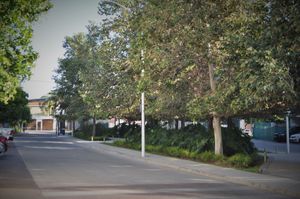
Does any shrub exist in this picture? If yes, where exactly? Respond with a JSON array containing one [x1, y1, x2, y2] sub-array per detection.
[[146, 145, 163, 154], [222, 127, 256, 156], [113, 140, 126, 147], [122, 123, 141, 143], [74, 131, 89, 140], [76, 122, 118, 139], [113, 140, 140, 150], [178, 149, 191, 159], [228, 153, 252, 168], [163, 147, 181, 157], [143, 124, 213, 153], [196, 151, 224, 163]]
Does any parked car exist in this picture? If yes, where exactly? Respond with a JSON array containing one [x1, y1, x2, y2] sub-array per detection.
[[0, 128, 15, 141], [242, 129, 253, 137], [274, 126, 300, 142], [290, 133, 300, 143], [0, 135, 8, 152]]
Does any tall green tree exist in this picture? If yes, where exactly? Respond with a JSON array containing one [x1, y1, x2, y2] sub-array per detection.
[[98, 0, 297, 155], [52, 33, 91, 126], [79, 22, 140, 121], [0, 87, 31, 129], [0, 0, 52, 103]]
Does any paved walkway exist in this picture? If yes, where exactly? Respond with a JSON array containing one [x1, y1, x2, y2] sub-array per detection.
[[253, 139, 300, 181], [63, 136, 300, 199], [260, 153, 300, 181]]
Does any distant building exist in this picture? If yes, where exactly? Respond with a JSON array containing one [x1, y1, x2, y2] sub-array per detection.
[[26, 98, 56, 131]]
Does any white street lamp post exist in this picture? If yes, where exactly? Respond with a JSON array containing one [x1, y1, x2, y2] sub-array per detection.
[[141, 50, 145, 158], [141, 91, 145, 158], [286, 111, 291, 154]]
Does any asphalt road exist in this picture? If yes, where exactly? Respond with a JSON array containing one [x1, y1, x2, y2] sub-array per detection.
[[0, 135, 295, 199]]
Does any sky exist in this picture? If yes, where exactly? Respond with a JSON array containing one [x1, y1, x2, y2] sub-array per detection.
[[22, 0, 106, 99]]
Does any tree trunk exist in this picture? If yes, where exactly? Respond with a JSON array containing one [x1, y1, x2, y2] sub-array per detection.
[[92, 115, 96, 141], [208, 61, 223, 155], [208, 117, 213, 132], [213, 114, 223, 155], [175, 119, 179, 130], [227, 117, 235, 129], [72, 120, 75, 136], [181, 119, 185, 128]]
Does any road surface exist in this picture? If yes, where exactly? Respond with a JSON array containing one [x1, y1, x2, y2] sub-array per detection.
[[0, 135, 296, 199]]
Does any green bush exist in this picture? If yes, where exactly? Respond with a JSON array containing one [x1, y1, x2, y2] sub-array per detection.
[[75, 122, 118, 140], [228, 153, 252, 168], [196, 151, 224, 163], [143, 124, 214, 153], [74, 131, 90, 140], [146, 145, 163, 154], [113, 140, 141, 150], [111, 140, 259, 169], [77, 122, 256, 157], [178, 149, 191, 159], [80, 122, 258, 169], [222, 127, 256, 156], [123, 124, 256, 156], [163, 147, 181, 157]]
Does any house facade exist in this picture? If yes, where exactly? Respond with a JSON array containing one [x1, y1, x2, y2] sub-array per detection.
[[26, 98, 56, 131]]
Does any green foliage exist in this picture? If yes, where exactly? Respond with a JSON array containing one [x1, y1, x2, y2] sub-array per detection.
[[77, 122, 118, 138], [222, 127, 256, 156], [51, 34, 91, 122], [111, 140, 259, 169], [228, 153, 252, 168], [0, 87, 31, 127], [95, 0, 298, 156], [123, 124, 255, 156], [74, 131, 90, 140], [56, 0, 299, 156], [0, 0, 52, 103], [196, 151, 224, 163], [113, 140, 140, 150], [117, 123, 140, 138]]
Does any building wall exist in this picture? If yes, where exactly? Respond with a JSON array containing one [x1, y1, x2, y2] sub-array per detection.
[[42, 119, 53, 130], [27, 119, 36, 130], [27, 99, 56, 131], [27, 99, 78, 132]]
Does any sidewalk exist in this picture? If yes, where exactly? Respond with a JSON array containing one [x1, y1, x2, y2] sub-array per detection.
[[261, 153, 300, 181], [64, 137, 300, 199], [253, 139, 300, 181]]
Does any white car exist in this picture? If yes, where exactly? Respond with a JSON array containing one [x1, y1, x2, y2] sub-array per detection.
[[0, 128, 15, 141], [289, 133, 300, 143]]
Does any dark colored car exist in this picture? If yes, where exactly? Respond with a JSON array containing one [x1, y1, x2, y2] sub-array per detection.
[[273, 126, 300, 142]]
